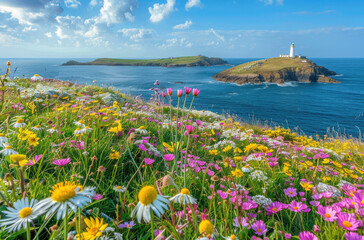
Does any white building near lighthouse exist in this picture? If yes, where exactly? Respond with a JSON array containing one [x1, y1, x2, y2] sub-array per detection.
[[279, 43, 305, 58]]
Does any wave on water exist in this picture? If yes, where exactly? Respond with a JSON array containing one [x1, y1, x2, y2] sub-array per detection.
[[228, 92, 239, 95], [277, 82, 298, 87], [334, 74, 344, 77]]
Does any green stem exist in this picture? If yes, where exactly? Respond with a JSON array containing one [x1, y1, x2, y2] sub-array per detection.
[[26, 222, 31, 240], [64, 207, 69, 240], [150, 209, 155, 240]]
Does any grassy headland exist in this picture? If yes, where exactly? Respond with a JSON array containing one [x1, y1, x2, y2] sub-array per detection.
[[0, 62, 363, 240], [63, 55, 228, 67]]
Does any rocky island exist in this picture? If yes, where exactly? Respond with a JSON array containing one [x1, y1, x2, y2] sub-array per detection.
[[213, 57, 339, 84], [63, 55, 228, 68]]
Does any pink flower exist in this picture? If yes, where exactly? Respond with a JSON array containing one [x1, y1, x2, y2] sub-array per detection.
[[52, 158, 71, 166], [265, 201, 284, 214], [177, 89, 183, 97], [345, 232, 364, 240], [93, 193, 103, 200], [167, 88, 172, 96], [162, 91, 166, 98], [184, 87, 192, 95], [144, 158, 155, 165], [164, 154, 175, 162], [288, 200, 310, 213], [317, 205, 339, 222], [192, 88, 200, 97], [139, 144, 148, 151], [284, 233, 292, 239], [186, 125, 194, 134], [251, 220, 267, 236], [298, 231, 318, 240], [241, 200, 258, 210], [284, 187, 297, 197], [337, 212, 363, 231], [118, 221, 136, 229], [26, 154, 42, 165]]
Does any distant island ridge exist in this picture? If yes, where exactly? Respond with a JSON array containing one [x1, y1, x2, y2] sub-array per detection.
[[214, 43, 339, 84], [62, 56, 228, 67]]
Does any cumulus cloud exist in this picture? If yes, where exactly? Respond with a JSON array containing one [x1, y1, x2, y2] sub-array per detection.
[[173, 20, 192, 30], [185, 0, 200, 10], [158, 37, 192, 48], [148, 0, 175, 23], [64, 0, 81, 8], [89, 0, 98, 7], [259, 0, 283, 5], [118, 28, 153, 42], [95, 0, 137, 25], [45, 32, 52, 37]]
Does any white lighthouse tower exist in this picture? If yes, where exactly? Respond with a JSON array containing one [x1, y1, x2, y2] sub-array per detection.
[[289, 43, 295, 57]]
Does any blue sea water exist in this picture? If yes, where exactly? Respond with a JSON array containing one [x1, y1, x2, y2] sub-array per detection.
[[1, 58, 363, 138]]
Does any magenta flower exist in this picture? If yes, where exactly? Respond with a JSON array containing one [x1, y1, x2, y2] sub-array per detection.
[[118, 221, 136, 229], [93, 193, 103, 200], [233, 216, 250, 228], [317, 205, 339, 222], [164, 154, 175, 162], [241, 201, 258, 210], [138, 144, 148, 151], [186, 125, 194, 134], [26, 154, 42, 165], [184, 87, 192, 95], [144, 158, 155, 165], [345, 232, 364, 240], [353, 192, 364, 207], [337, 212, 363, 231], [167, 88, 172, 96], [52, 158, 71, 166], [251, 220, 267, 236], [192, 88, 200, 97], [298, 231, 318, 240], [288, 200, 310, 213], [285, 233, 292, 239], [284, 187, 297, 197], [266, 201, 284, 214], [162, 91, 166, 98], [177, 89, 183, 98]]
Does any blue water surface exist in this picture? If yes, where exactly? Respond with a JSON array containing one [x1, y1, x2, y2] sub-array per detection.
[[1, 58, 363, 137]]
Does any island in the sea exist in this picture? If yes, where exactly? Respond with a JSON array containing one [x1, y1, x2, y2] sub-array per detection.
[[62, 55, 228, 68], [213, 57, 339, 85]]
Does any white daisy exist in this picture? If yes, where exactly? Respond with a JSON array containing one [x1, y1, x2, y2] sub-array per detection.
[[113, 186, 127, 193], [0, 197, 43, 232], [0, 144, 18, 156], [223, 234, 239, 240], [74, 128, 83, 135], [131, 185, 169, 223], [37, 181, 95, 220], [169, 188, 197, 205], [31, 125, 44, 131], [73, 120, 86, 128], [47, 127, 58, 134], [0, 133, 8, 144], [12, 118, 26, 128], [80, 126, 92, 134], [30, 74, 44, 81]]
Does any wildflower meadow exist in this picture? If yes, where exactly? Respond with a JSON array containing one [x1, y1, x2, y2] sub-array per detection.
[[0, 62, 364, 240]]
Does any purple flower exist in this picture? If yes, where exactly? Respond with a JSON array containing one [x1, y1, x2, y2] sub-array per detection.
[[138, 144, 148, 151], [93, 193, 103, 200], [337, 212, 363, 231], [233, 216, 250, 228], [284, 187, 297, 197], [118, 221, 135, 229], [52, 158, 71, 166], [298, 231, 318, 240], [284, 233, 292, 239], [242, 201, 258, 211], [164, 154, 175, 162], [317, 205, 338, 222], [288, 200, 310, 213], [345, 232, 364, 240], [26, 154, 42, 165], [144, 158, 155, 165], [251, 220, 267, 236], [266, 201, 284, 214]]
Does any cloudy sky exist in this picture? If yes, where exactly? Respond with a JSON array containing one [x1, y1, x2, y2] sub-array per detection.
[[0, 0, 363, 58]]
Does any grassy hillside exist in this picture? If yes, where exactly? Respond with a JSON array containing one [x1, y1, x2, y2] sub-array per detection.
[[63, 55, 228, 67]]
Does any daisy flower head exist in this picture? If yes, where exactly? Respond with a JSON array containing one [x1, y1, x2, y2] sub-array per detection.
[[113, 186, 127, 193], [31, 125, 43, 131], [12, 118, 26, 128], [118, 221, 135, 229], [73, 120, 86, 128], [37, 181, 95, 220], [251, 220, 267, 236], [169, 188, 197, 205], [10, 154, 28, 167], [131, 185, 169, 223], [0, 144, 18, 156], [76, 217, 108, 240], [0, 133, 8, 144], [0, 197, 43, 232], [224, 234, 239, 240], [298, 231, 318, 240], [337, 212, 362, 231]]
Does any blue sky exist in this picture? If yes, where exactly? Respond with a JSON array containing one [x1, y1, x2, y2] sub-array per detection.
[[0, 0, 363, 58]]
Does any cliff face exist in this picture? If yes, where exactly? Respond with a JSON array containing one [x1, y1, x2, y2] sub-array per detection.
[[213, 58, 339, 84]]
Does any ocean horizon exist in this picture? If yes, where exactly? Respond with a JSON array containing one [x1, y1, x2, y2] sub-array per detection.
[[2, 57, 363, 138]]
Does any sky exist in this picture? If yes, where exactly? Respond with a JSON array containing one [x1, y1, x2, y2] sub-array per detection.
[[0, 0, 363, 58]]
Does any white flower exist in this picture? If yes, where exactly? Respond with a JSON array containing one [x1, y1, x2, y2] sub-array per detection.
[[0, 144, 18, 156], [73, 120, 86, 128], [251, 195, 272, 207], [169, 188, 197, 205], [131, 186, 169, 223], [0, 133, 8, 144], [223, 235, 239, 240], [47, 128, 58, 134], [31, 125, 43, 131], [317, 182, 341, 197], [31, 74, 44, 81], [11, 118, 26, 128], [37, 181, 95, 220], [80, 126, 92, 134], [0, 198, 43, 232], [113, 186, 127, 193]]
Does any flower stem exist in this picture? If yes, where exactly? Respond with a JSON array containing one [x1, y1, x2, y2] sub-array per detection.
[[150, 209, 155, 240], [64, 207, 69, 240], [26, 222, 31, 240]]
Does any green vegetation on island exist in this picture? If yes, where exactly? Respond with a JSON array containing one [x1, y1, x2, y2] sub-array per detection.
[[213, 57, 339, 84], [63, 55, 228, 67]]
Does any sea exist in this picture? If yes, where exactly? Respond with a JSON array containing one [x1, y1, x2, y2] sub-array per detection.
[[1, 58, 363, 138]]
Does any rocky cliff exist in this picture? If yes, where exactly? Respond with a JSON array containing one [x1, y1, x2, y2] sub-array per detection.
[[213, 58, 339, 84]]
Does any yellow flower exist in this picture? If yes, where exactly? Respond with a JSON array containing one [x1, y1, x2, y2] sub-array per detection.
[[234, 147, 242, 153], [108, 121, 123, 135], [199, 220, 214, 236], [244, 143, 258, 153], [27, 133, 39, 146], [10, 154, 28, 167], [231, 169, 244, 178], [223, 145, 232, 152], [18, 129, 33, 141], [209, 149, 218, 155], [283, 166, 293, 176], [109, 150, 120, 159], [163, 142, 182, 152], [300, 182, 313, 191], [76, 217, 108, 240]]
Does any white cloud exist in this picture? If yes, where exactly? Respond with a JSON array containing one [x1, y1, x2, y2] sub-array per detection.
[[185, 0, 200, 10], [158, 37, 192, 48], [173, 20, 192, 30], [118, 28, 153, 42], [89, 0, 98, 7], [259, 0, 283, 5], [148, 0, 175, 23], [22, 26, 38, 32], [210, 28, 224, 42], [65, 0, 81, 8], [45, 32, 52, 37], [95, 0, 137, 25]]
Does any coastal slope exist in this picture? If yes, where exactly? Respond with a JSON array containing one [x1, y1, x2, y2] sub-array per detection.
[[213, 57, 339, 84], [63, 56, 228, 67]]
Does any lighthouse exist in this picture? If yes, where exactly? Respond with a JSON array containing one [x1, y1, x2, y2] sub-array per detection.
[[289, 43, 295, 57]]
